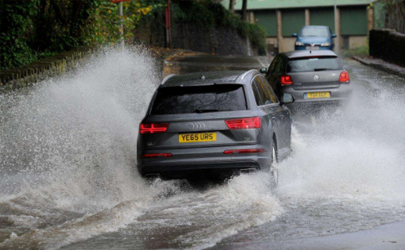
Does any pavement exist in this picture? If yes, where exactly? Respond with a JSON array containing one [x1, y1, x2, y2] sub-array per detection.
[[353, 56, 405, 78]]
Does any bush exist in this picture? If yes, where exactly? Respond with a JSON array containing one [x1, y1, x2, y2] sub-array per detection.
[[370, 29, 405, 67]]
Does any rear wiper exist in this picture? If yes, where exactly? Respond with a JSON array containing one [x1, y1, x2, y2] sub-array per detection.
[[314, 68, 332, 71], [195, 108, 231, 113]]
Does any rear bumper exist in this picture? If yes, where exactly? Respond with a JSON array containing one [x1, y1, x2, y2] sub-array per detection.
[[282, 84, 353, 103], [137, 145, 271, 179]]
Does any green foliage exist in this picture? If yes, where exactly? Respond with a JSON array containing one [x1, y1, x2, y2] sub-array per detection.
[[341, 45, 369, 58], [0, 0, 267, 70], [0, 0, 102, 70], [172, 0, 214, 28], [0, 0, 161, 70], [0, 1, 39, 70], [83, 0, 165, 45]]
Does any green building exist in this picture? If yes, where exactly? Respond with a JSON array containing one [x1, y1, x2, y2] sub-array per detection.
[[222, 0, 382, 53]]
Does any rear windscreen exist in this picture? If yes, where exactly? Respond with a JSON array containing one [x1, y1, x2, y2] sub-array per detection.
[[287, 57, 341, 73], [151, 85, 247, 115], [300, 26, 330, 37]]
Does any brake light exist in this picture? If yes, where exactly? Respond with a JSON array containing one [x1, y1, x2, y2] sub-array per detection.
[[225, 117, 261, 129], [339, 70, 350, 83], [224, 149, 265, 154], [281, 75, 293, 85], [140, 153, 172, 158], [140, 123, 169, 134]]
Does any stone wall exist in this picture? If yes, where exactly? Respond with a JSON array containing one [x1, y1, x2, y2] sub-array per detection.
[[133, 18, 258, 56], [0, 46, 96, 91], [370, 29, 405, 67]]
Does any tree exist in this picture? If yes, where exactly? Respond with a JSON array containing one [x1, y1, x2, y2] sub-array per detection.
[[241, 0, 247, 21], [375, 0, 405, 33], [229, 0, 235, 13]]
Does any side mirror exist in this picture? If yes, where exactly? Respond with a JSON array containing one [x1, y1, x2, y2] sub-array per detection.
[[292, 33, 298, 37], [332, 34, 337, 38], [260, 67, 267, 74], [280, 93, 295, 105]]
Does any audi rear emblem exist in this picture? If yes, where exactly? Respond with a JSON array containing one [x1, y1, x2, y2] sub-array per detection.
[[189, 123, 206, 129], [313, 75, 320, 81]]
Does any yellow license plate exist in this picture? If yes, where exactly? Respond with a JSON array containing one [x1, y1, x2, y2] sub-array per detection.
[[179, 132, 216, 143], [307, 92, 330, 99]]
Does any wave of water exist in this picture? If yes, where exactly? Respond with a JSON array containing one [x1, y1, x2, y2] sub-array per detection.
[[0, 47, 161, 249], [1, 51, 405, 250], [0, 48, 284, 250]]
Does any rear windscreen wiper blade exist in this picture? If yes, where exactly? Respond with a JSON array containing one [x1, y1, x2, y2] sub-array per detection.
[[314, 68, 332, 71], [195, 108, 231, 113]]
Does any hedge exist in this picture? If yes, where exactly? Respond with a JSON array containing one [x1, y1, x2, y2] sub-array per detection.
[[370, 29, 405, 67]]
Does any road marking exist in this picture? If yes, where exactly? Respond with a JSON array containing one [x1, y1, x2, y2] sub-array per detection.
[[311, 115, 317, 125]]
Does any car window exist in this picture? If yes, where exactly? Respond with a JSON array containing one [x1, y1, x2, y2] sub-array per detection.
[[268, 56, 278, 73], [259, 76, 278, 103], [300, 26, 330, 37], [253, 76, 274, 105], [151, 85, 247, 115], [287, 57, 341, 72], [275, 56, 285, 73], [252, 81, 264, 106]]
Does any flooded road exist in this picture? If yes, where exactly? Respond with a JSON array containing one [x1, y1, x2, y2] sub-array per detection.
[[1, 49, 405, 249]]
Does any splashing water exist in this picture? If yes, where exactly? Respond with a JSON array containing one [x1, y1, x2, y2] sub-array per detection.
[[1, 51, 405, 250], [0, 48, 164, 248], [0, 49, 283, 250]]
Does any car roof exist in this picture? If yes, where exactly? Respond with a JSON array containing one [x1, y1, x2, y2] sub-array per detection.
[[282, 50, 337, 59], [302, 25, 329, 28], [161, 70, 257, 87]]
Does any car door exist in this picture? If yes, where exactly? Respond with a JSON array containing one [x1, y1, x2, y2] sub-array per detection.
[[252, 75, 284, 149], [266, 55, 279, 91], [257, 75, 292, 154], [268, 55, 286, 98]]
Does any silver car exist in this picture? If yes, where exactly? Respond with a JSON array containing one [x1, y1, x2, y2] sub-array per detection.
[[261, 50, 352, 103], [137, 70, 294, 183]]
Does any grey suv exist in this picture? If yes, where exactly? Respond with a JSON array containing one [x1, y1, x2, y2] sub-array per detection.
[[137, 70, 294, 182], [262, 50, 352, 103]]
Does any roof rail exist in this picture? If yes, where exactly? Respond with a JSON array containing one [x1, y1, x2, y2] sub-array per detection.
[[161, 74, 176, 85], [240, 69, 258, 80]]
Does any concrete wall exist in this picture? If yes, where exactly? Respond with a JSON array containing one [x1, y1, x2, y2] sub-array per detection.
[[134, 17, 259, 56], [348, 36, 368, 49], [282, 37, 296, 52], [171, 23, 257, 56]]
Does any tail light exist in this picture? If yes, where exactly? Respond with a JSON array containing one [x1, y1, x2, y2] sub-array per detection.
[[281, 75, 293, 85], [140, 123, 169, 134], [339, 71, 350, 83], [140, 153, 172, 158], [225, 117, 261, 130], [224, 149, 264, 154]]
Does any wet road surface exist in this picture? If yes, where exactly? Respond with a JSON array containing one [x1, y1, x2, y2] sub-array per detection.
[[1, 49, 405, 250]]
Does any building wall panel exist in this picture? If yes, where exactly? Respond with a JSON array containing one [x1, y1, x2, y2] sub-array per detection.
[[255, 10, 278, 36], [340, 6, 368, 35], [282, 9, 306, 36], [373, 1, 386, 29], [310, 7, 335, 34]]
